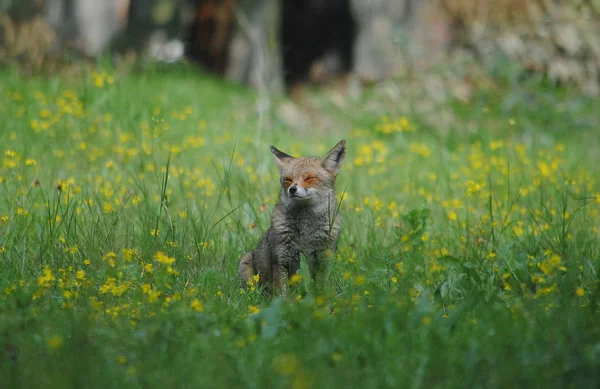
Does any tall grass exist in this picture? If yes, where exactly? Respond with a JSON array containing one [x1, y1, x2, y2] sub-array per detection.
[[0, 65, 599, 388]]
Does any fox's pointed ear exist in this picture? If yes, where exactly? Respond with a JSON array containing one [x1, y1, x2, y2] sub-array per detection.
[[322, 140, 346, 174], [270, 145, 294, 171]]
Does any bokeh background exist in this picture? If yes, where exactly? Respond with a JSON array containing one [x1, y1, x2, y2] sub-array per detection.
[[2, 0, 600, 95]]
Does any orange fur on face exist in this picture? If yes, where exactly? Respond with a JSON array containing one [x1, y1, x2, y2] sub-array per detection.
[[282, 178, 293, 189], [281, 172, 322, 190], [302, 173, 320, 187]]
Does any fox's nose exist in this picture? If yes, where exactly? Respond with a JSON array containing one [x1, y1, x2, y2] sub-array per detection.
[[288, 184, 297, 195]]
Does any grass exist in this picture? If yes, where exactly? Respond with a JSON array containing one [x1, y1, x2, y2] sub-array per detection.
[[0, 64, 599, 388]]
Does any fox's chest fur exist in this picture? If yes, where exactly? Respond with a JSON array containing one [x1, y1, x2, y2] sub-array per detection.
[[270, 200, 340, 255]]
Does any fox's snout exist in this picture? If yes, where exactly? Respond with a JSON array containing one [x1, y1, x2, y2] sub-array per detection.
[[288, 184, 298, 195], [287, 183, 311, 199]]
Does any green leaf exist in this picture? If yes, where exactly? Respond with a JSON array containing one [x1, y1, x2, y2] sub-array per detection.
[[438, 255, 462, 268]]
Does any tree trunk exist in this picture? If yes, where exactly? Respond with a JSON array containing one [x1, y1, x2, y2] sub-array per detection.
[[45, 0, 129, 55], [225, 0, 283, 93], [185, 0, 235, 74]]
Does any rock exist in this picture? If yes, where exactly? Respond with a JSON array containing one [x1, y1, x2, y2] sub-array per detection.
[[350, 0, 452, 82], [497, 33, 525, 58], [553, 24, 583, 56]]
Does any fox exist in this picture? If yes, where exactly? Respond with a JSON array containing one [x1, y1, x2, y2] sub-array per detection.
[[238, 139, 347, 297]]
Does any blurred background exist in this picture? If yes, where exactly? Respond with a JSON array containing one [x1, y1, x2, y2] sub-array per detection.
[[1, 0, 599, 96]]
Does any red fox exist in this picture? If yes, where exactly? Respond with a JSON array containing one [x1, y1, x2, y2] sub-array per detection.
[[238, 140, 347, 297]]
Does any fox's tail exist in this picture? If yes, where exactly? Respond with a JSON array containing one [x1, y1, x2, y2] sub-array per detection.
[[238, 252, 254, 287]]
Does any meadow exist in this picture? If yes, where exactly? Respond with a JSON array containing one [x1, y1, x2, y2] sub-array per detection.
[[0, 64, 599, 388]]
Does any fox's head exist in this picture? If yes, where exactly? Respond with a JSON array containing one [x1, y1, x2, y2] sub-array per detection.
[[270, 140, 346, 204]]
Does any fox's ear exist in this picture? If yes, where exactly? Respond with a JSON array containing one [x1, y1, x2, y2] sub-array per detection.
[[322, 139, 346, 174], [270, 145, 294, 171]]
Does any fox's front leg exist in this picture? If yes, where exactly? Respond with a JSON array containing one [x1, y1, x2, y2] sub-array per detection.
[[273, 264, 288, 298], [272, 239, 298, 298]]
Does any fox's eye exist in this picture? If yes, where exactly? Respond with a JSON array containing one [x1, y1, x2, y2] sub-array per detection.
[[304, 176, 319, 184], [282, 177, 293, 184]]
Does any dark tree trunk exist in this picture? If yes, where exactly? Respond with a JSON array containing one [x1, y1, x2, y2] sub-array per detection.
[[281, 0, 355, 86], [122, 0, 159, 51], [186, 0, 235, 74]]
